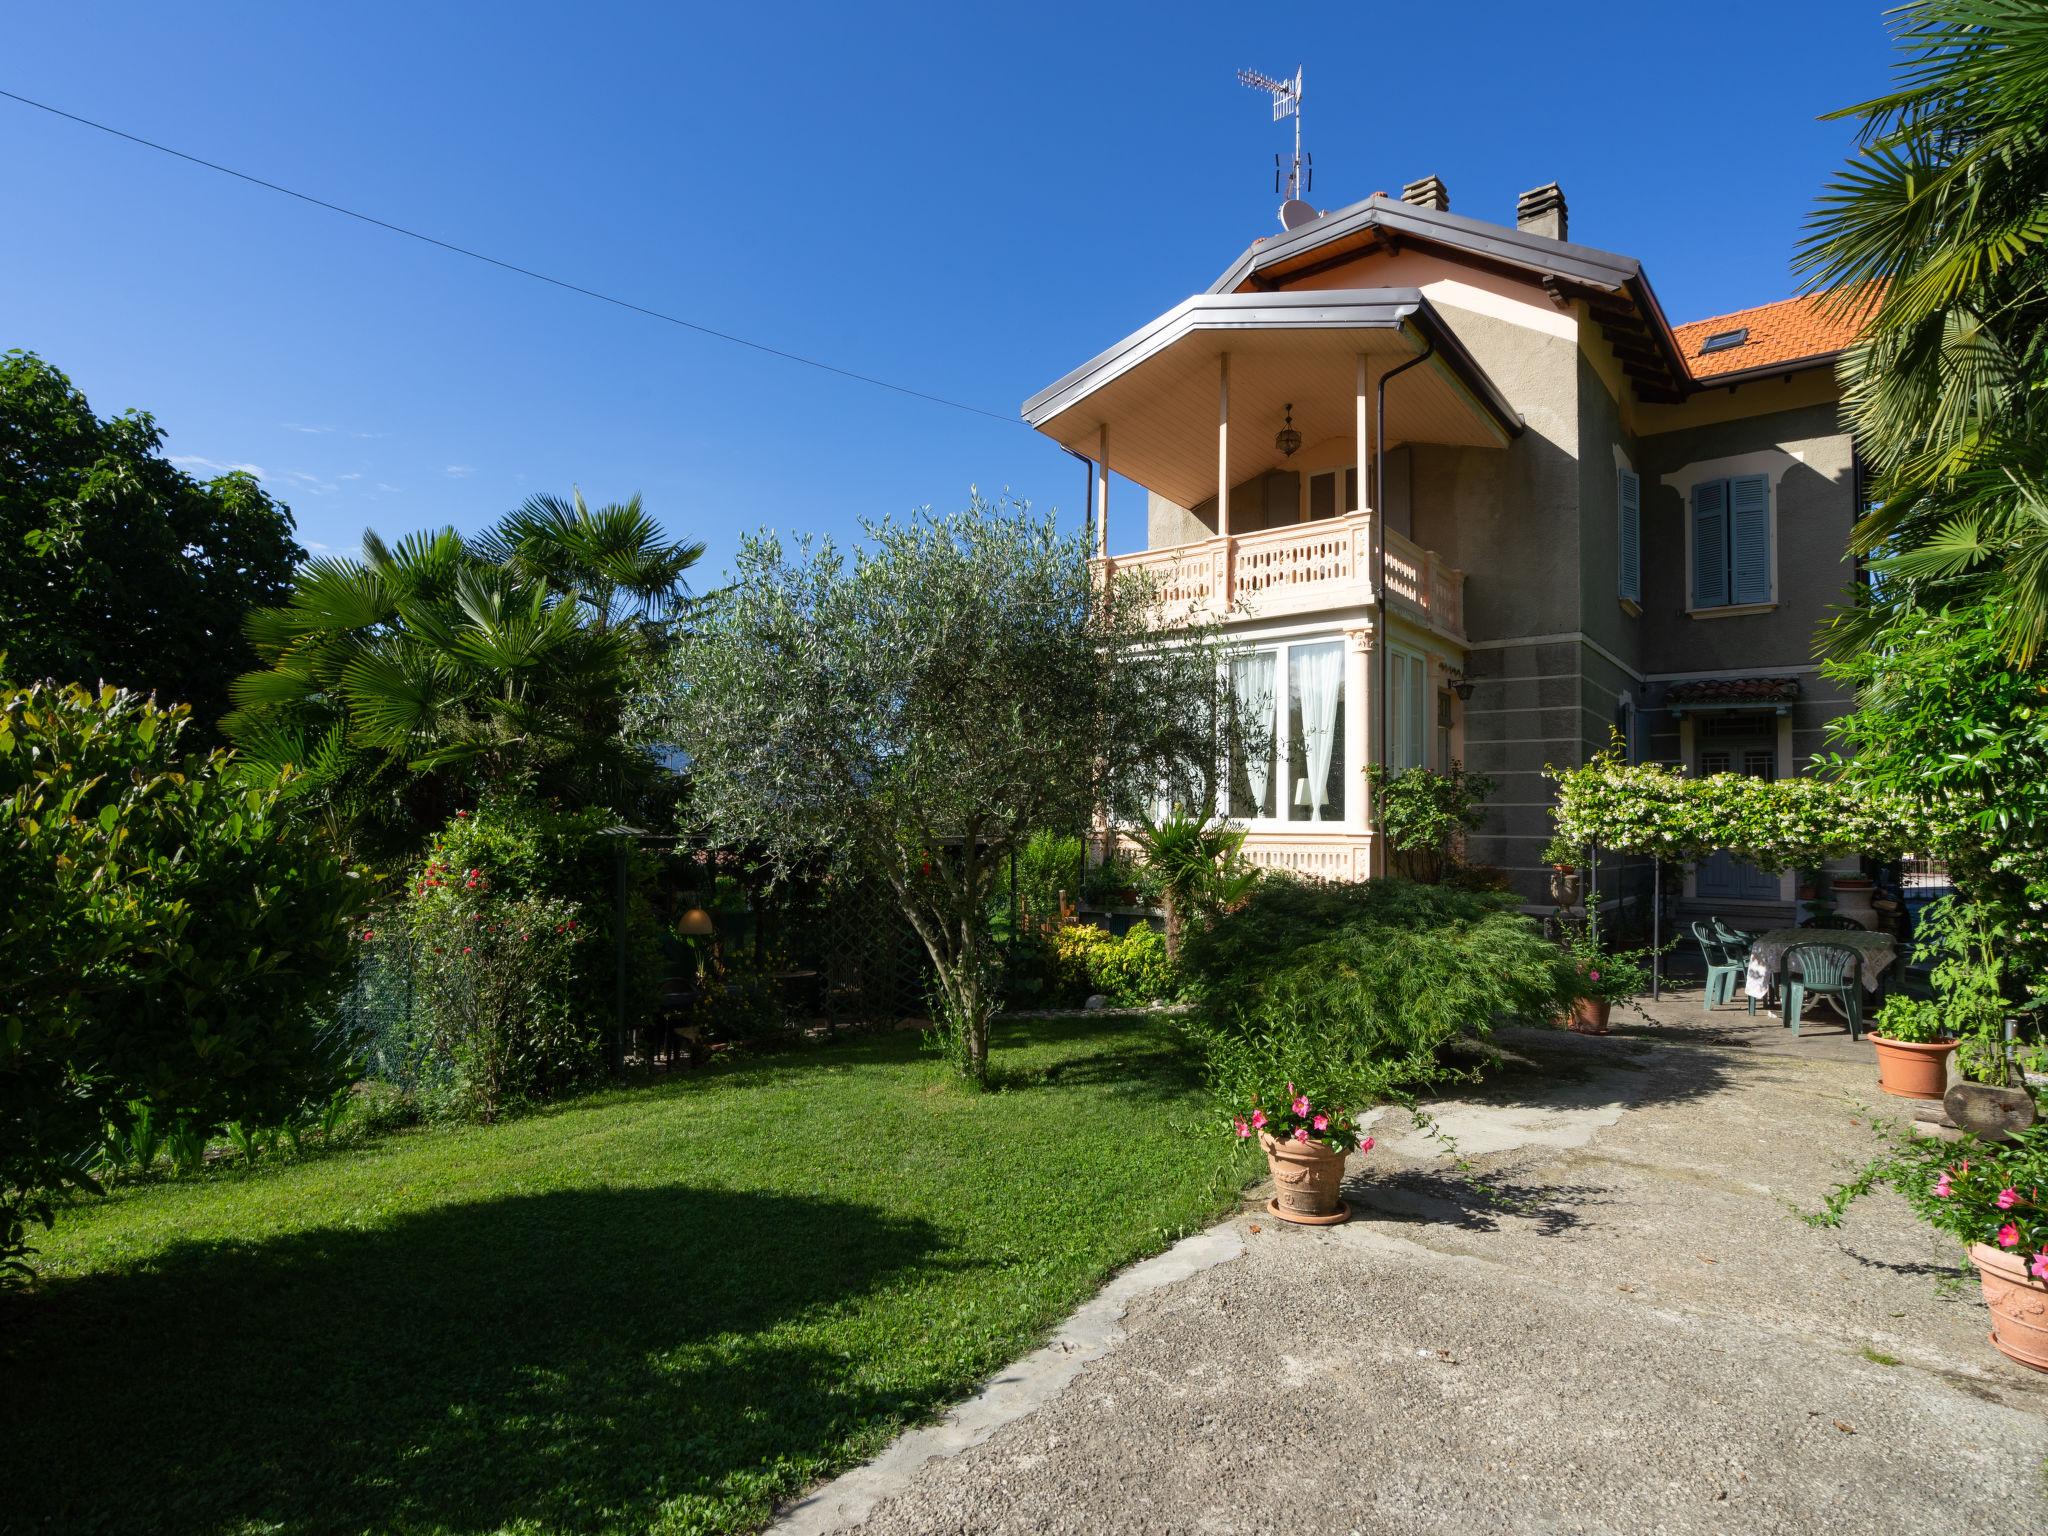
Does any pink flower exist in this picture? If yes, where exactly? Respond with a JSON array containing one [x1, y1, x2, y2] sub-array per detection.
[[1313, 1113, 1329, 1132], [1358, 1136, 1375, 1155], [360, 929, 374, 941], [565, 919, 575, 930], [1292, 1126, 1309, 1143], [2033, 1251, 2048, 1282], [1935, 1173, 1954, 1198], [1291, 1094, 1310, 1116], [461, 946, 473, 956], [1233, 1117, 1250, 1139], [1998, 1223, 2021, 1249], [1588, 969, 1601, 983], [454, 810, 468, 818], [1250, 1110, 1267, 1129], [1997, 1187, 2019, 1211]]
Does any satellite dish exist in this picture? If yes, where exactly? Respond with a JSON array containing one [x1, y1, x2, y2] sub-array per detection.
[[1279, 198, 1319, 231]]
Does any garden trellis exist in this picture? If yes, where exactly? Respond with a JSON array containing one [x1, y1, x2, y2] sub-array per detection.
[[1546, 743, 1921, 997]]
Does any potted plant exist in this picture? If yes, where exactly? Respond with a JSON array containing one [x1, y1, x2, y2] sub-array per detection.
[[1541, 833, 1582, 908], [1796, 867, 1821, 902], [1234, 1086, 1374, 1225], [1814, 1120, 2048, 1372], [1868, 995, 1959, 1100], [1558, 920, 1654, 1035]]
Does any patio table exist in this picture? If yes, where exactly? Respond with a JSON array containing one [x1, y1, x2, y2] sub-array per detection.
[[1742, 927, 1896, 1007]]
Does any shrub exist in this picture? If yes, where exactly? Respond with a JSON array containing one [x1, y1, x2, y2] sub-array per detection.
[[1013, 922, 1181, 1009], [1814, 1120, 2048, 1282], [1178, 877, 1568, 1123], [413, 800, 664, 1057], [2, 679, 368, 1282], [1367, 762, 1497, 884], [406, 870, 590, 1121], [1016, 829, 1085, 923]]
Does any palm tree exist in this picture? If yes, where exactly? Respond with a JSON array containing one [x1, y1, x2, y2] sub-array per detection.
[[225, 495, 700, 859], [1797, 1, 2048, 658], [1129, 811, 1257, 959]]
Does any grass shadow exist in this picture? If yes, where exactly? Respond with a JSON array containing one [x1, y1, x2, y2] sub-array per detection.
[[1, 1186, 943, 1534]]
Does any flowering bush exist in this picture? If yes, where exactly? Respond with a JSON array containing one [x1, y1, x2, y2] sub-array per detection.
[[1547, 736, 1919, 872], [1814, 1120, 2048, 1281], [1367, 761, 1496, 885], [401, 827, 596, 1120], [1233, 1083, 1375, 1156]]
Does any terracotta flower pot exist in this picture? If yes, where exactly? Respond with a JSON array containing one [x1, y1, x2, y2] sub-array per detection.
[[1969, 1243, 2048, 1373], [1568, 996, 1611, 1035], [1870, 1035, 1958, 1100], [1259, 1130, 1349, 1225]]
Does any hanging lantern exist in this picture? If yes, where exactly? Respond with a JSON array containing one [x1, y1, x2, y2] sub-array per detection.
[[1275, 402, 1301, 458], [677, 907, 715, 936]]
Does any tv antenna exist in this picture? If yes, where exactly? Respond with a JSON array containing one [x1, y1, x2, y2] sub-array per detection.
[[1237, 66, 1315, 228]]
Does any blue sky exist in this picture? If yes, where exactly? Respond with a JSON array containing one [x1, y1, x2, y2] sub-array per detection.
[[4, 2, 1897, 574]]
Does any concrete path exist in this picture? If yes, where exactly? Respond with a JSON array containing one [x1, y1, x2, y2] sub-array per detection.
[[776, 994, 2048, 1535]]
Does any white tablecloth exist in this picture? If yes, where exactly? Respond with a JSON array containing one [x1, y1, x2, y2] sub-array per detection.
[[1742, 928, 1896, 1000]]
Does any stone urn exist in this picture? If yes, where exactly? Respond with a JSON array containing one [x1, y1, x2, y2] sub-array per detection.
[[1259, 1130, 1349, 1226], [1832, 875, 1879, 929], [1969, 1243, 2048, 1372], [1549, 868, 1582, 908], [1870, 1035, 1958, 1100]]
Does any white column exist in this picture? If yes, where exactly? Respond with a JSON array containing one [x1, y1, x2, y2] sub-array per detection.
[[1347, 624, 1381, 876], [1354, 354, 1370, 516], [1216, 352, 1231, 538], [1096, 424, 1110, 560]]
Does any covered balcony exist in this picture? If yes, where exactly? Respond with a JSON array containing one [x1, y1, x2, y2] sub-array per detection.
[[1022, 289, 1521, 640]]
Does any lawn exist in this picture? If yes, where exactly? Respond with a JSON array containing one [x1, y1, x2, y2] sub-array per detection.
[[0, 1014, 1250, 1535]]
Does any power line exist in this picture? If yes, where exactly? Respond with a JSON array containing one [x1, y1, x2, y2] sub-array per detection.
[[0, 87, 1022, 425]]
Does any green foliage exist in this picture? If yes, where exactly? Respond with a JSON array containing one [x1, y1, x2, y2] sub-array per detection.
[[653, 496, 1232, 1082], [2, 678, 369, 1282], [1798, 2, 2048, 661], [1015, 829, 1084, 921], [1178, 877, 1568, 1127], [1080, 850, 1153, 908], [0, 351, 304, 738], [399, 812, 610, 1118], [1128, 812, 1257, 956], [226, 491, 700, 861], [1556, 917, 1658, 1009], [1813, 1118, 2048, 1279], [1824, 605, 2048, 994], [1872, 994, 1951, 1045], [1540, 832, 1582, 870], [1912, 895, 2020, 1080], [1367, 761, 1497, 884], [1547, 734, 1918, 871]]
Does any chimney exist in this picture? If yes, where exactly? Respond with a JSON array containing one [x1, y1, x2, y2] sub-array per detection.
[[1516, 182, 1568, 240], [1400, 174, 1450, 213]]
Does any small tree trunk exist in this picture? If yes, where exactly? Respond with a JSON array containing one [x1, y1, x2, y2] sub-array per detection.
[[1161, 896, 1183, 961]]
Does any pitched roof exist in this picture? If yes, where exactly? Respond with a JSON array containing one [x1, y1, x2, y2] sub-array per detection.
[[1671, 291, 1875, 382], [1663, 677, 1802, 708]]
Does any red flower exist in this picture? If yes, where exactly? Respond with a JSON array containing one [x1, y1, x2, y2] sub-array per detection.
[[360, 929, 374, 941], [454, 810, 469, 819]]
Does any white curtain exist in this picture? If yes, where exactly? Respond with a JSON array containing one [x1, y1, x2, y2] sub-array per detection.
[[1293, 643, 1343, 818], [1231, 653, 1276, 816]]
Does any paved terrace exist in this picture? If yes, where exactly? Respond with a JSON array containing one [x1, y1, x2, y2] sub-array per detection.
[[778, 991, 2048, 1536]]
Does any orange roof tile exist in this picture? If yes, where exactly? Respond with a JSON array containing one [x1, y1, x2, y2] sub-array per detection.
[[1671, 289, 1876, 381]]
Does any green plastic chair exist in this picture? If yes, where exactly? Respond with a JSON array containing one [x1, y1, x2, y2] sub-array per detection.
[[1692, 921, 1746, 1011], [1712, 918, 1765, 1014], [1782, 942, 1865, 1039], [1801, 913, 1866, 931]]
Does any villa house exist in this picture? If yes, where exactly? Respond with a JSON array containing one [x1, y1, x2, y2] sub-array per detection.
[[1022, 178, 1869, 916]]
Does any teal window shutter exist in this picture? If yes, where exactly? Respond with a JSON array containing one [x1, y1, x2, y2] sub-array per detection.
[[1617, 468, 1641, 603], [1729, 474, 1772, 604], [1690, 479, 1729, 607]]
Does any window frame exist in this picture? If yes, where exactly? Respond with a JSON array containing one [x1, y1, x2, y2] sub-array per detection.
[[1224, 637, 1350, 828], [1686, 473, 1777, 615]]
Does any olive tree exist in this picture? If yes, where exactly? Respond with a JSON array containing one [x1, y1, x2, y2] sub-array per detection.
[[656, 496, 1229, 1082]]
